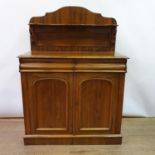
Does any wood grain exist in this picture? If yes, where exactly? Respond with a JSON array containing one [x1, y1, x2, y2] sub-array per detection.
[[19, 6, 128, 145], [30, 6, 117, 25], [29, 6, 117, 54], [75, 74, 114, 135], [33, 78, 70, 133]]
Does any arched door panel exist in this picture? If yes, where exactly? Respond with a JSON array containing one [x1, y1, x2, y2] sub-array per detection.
[[28, 73, 73, 134], [74, 73, 118, 134]]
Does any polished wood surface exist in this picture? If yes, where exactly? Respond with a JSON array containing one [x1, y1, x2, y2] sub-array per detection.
[[19, 6, 128, 145], [0, 118, 155, 154], [19, 53, 127, 73], [75, 73, 118, 135], [29, 6, 117, 54], [30, 6, 116, 25], [33, 76, 72, 134], [19, 53, 127, 145]]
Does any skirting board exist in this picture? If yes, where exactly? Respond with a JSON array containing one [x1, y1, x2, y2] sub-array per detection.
[[24, 134, 122, 145]]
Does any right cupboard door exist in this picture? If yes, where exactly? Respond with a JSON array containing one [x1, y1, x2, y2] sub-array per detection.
[[74, 73, 122, 135]]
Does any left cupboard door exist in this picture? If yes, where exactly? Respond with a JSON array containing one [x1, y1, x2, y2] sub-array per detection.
[[21, 72, 73, 135]]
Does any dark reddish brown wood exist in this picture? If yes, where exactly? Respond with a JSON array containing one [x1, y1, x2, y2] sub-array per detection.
[[30, 6, 116, 25], [19, 6, 128, 145], [29, 6, 117, 54], [19, 54, 127, 145], [74, 73, 119, 135], [24, 134, 122, 145]]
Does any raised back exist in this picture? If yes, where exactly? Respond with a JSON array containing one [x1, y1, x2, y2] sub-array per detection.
[[29, 6, 117, 55], [30, 6, 116, 25]]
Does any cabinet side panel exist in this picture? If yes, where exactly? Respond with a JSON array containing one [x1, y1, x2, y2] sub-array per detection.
[[114, 74, 125, 133], [21, 73, 32, 134]]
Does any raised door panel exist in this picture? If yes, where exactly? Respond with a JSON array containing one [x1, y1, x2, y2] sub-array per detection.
[[27, 73, 73, 134], [74, 73, 118, 134]]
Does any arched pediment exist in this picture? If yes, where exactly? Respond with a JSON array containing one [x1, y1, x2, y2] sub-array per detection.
[[30, 6, 117, 25]]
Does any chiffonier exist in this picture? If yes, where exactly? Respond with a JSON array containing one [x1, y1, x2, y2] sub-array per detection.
[[19, 6, 128, 145]]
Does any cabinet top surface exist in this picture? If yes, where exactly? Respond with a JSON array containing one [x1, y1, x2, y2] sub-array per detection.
[[19, 52, 128, 59]]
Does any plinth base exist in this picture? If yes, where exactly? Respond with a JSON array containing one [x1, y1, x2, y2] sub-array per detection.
[[24, 134, 122, 145]]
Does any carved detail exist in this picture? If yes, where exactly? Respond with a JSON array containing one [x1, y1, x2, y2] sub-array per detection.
[[111, 27, 117, 51], [29, 27, 36, 45]]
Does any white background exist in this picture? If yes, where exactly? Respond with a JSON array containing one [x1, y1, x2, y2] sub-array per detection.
[[0, 0, 155, 117]]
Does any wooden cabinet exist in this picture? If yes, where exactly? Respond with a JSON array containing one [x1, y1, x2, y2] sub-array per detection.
[[19, 6, 128, 145]]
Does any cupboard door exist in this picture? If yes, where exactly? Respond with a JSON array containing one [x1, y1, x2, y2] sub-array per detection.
[[74, 73, 119, 134], [26, 73, 73, 135]]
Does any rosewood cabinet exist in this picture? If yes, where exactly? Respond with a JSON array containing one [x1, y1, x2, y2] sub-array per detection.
[[19, 6, 128, 145]]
